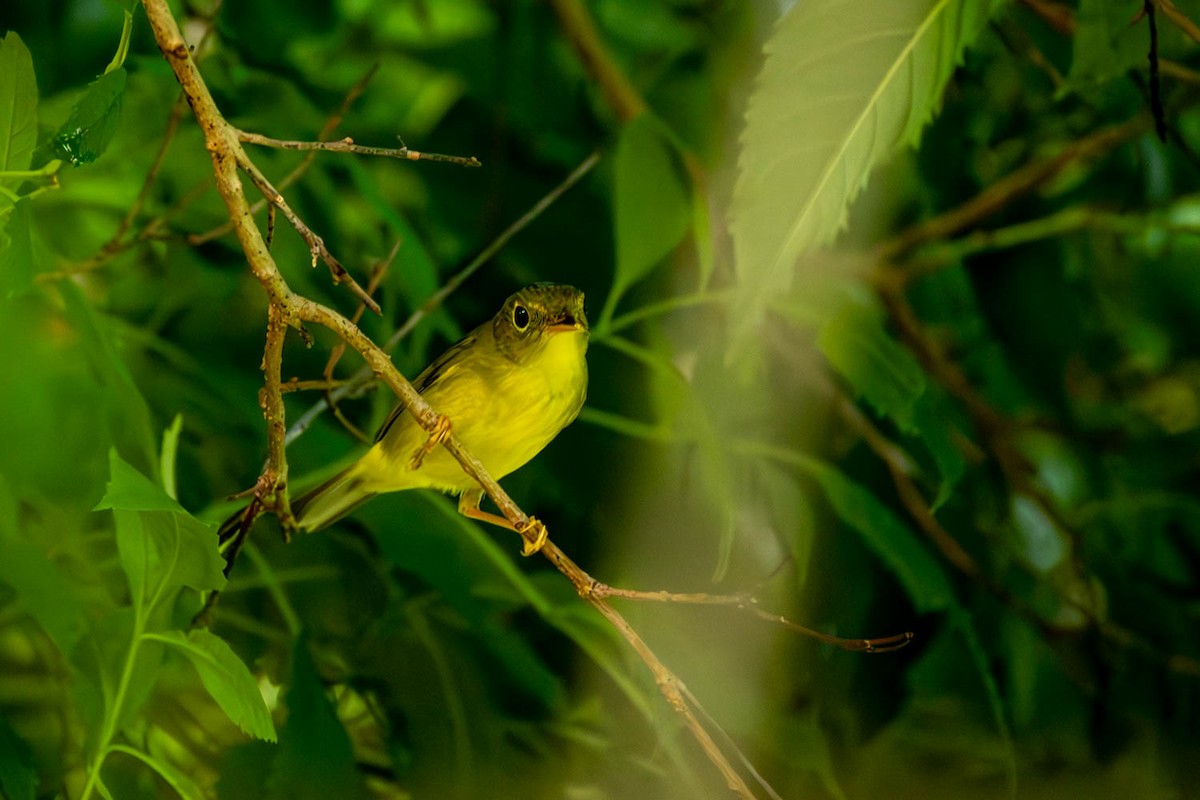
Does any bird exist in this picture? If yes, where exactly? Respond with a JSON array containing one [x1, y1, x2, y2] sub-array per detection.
[[219, 283, 588, 559]]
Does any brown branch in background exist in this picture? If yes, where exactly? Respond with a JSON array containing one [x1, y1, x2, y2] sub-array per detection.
[[1156, 0, 1200, 44], [590, 582, 913, 653], [237, 130, 482, 167], [877, 116, 1147, 266], [547, 0, 646, 123], [871, 122, 1200, 676], [140, 2, 770, 794], [1144, 0, 1169, 142], [1018, 0, 1076, 34]]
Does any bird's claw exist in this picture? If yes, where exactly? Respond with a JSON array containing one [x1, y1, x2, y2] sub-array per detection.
[[517, 517, 548, 557], [409, 414, 452, 470]]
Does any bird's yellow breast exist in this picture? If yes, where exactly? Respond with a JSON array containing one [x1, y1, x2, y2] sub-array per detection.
[[356, 328, 588, 495]]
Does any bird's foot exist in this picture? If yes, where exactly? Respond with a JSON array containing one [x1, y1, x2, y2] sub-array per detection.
[[409, 414, 452, 470]]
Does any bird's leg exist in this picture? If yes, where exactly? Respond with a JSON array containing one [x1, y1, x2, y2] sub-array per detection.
[[409, 413, 452, 470], [457, 488, 549, 556]]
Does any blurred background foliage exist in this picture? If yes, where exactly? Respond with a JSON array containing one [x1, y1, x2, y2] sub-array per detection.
[[2, 0, 1200, 798]]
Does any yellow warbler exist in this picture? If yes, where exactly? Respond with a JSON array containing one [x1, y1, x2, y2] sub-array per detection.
[[263, 283, 587, 555]]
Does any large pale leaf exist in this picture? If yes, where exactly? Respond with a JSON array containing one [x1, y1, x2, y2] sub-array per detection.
[[730, 0, 998, 344]]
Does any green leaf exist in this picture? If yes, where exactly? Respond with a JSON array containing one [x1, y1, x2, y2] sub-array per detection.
[[100, 451, 226, 604], [96, 449, 185, 514], [730, 0, 998, 346], [0, 710, 37, 800], [1068, 0, 1146, 88], [152, 629, 277, 742], [818, 301, 926, 431], [808, 462, 954, 613], [911, 388, 967, 511], [603, 112, 692, 324], [0, 537, 87, 657], [50, 67, 127, 167], [0, 198, 34, 298], [267, 638, 367, 800], [0, 32, 38, 173]]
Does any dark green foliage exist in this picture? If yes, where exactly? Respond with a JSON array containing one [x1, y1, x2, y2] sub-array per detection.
[[1, 1, 1199, 799]]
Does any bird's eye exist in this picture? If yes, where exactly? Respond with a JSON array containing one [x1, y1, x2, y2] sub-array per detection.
[[512, 303, 530, 331]]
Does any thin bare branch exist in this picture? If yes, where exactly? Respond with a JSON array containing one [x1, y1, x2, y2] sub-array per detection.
[[589, 582, 913, 653], [237, 130, 482, 167]]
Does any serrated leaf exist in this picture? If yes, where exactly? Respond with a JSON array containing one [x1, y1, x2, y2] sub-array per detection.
[[154, 629, 276, 742], [730, 0, 998, 346], [101, 451, 226, 604], [51, 67, 127, 166], [96, 449, 185, 513], [603, 112, 691, 324], [0, 32, 38, 173], [267, 638, 366, 800]]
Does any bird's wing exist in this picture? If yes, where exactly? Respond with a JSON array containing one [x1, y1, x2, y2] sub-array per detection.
[[373, 332, 477, 443]]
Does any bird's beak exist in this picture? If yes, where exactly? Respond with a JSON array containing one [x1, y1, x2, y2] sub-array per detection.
[[546, 312, 586, 334]]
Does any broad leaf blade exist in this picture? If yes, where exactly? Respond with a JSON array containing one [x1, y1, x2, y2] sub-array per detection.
[[156, 629, 277, 742], [604, 112, 691, 324], [0, 32, 37, 173], [730, 0, 997, 345]]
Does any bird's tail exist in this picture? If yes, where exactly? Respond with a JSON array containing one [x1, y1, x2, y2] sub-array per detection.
[[216, 464, 375, 555], [290, 464, 376, 533]]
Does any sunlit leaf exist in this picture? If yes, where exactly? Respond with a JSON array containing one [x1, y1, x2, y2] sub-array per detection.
[[153, 629, 277, 742], [730, 0, 998, 346], [50, 67, 127, 166], [96, 449, 185, 514], [267, 638, 367, 799], [160, 414, 184, 502], [0, 32, 37, 173], [604, 112, 692, 323]]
